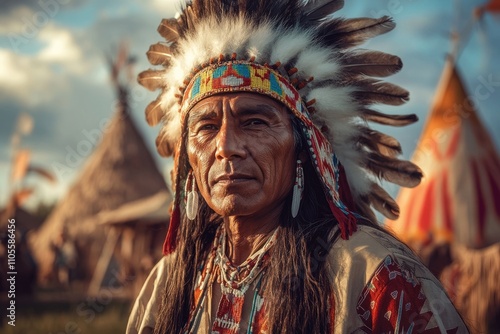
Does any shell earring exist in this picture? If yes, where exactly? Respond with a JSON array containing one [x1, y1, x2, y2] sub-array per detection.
[[291, 160, 304, 218], [186, 170, 199, 220]]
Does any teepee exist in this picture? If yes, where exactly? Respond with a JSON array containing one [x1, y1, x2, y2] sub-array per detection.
[[386, 60, 500, 249], [30, 56, 171, 284], [385, 59, 500, 332]]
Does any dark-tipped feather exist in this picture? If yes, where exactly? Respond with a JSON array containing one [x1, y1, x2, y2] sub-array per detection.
[[366, 183, 400, 219], [158, 18, 180, 42], [237, 0, 248, 13], [191, 0, 208, 17], [262, 0, 302, 26], [342, 50, 402, 77], [137, 70, 165, 91], [147, 43, 173, 66], [353, 79, 409, 106], [355, 200, 377, 223], [365, 153, 422, 188], [156, 133, 175, 157], [145, 96, 164, 126], [303, 0, 344, 21], [338, 16, 395, 34], [360, 108, 418, 127], [358, 127, 402, 157], [185, 5, 197, 30], [319, 16, 395, 48]]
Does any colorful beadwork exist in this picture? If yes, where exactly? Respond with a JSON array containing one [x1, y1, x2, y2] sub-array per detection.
[[181, 62, 303, 120], [184, 225, 275, 334]]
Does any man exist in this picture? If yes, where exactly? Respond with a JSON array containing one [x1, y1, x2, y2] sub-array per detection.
[[128, 1, 468, 332]]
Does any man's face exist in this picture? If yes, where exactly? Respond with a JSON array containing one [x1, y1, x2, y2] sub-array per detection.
[[187, 92, 296, 219]]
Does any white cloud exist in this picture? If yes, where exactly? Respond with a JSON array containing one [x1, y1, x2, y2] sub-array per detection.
[[0, 6, 37, 35], [37, 25, 82, 64], [0, 20, 106, 106], [148, 0, 179, 16], [0, 50, 30, 88], [0, 48, 58, 105]]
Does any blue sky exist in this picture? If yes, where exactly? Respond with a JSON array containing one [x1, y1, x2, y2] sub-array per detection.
[[0, 0, 499, 209]]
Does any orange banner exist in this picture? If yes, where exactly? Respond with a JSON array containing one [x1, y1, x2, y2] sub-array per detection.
[[11, 150, 31, 182]]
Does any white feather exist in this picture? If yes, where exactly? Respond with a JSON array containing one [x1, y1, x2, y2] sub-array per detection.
[[307, 86, 356, 119], [342, 160, 372, 196], [163, 113, 182, 146], [331, 122, 358, 145], [159, 87, 182, 144], [246, 22, 276, 62], [196, 18, 245, 57], [270, 28, 313, 65], [294, 48, 341, 81], [221, 19, 254, 56]]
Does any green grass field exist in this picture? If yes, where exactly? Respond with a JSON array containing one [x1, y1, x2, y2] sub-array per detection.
[[1, 298, 132, 334]]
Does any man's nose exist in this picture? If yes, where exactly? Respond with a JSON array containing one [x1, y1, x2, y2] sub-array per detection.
[[215, 122, 247, 160]]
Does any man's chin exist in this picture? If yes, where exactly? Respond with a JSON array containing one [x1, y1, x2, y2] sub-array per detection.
[[209, 195, 258, 217]]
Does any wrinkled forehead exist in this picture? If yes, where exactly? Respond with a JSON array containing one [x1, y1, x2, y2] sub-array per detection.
[[186, 92, 291, 122]]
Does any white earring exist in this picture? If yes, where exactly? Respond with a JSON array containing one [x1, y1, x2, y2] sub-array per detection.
[[291, 160, 304, 218], [186, 171, 199, 220]]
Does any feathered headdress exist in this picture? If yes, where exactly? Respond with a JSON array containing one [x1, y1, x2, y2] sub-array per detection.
[[139, 0, 423, 254]]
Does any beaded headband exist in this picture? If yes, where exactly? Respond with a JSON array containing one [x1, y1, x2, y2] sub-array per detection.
[[181, 62, 303, 117]]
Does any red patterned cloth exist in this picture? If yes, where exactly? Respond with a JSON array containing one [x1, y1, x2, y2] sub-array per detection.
[[127, 226, 468, 334], [357, 255, 459, 333]]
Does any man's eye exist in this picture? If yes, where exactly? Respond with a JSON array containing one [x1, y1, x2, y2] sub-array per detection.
[[245, 119, 267, 126], [198, 124, 218, 132]]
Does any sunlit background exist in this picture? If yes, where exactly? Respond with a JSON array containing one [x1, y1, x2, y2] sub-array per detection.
[[1, 0, 499, 208], [0, 0, 499, 333]]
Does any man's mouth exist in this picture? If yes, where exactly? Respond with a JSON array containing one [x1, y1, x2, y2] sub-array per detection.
[[213, 173, 254, 184]]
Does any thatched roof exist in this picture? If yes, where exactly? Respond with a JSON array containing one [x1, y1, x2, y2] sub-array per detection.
[[96, 191, 171, 226], [31, 101, 170, 281]]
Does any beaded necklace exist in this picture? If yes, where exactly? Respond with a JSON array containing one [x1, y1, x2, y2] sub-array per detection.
[[184, 224, 278, 334], [216, 225, 278, 293], [212, 225, 277, 333]]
